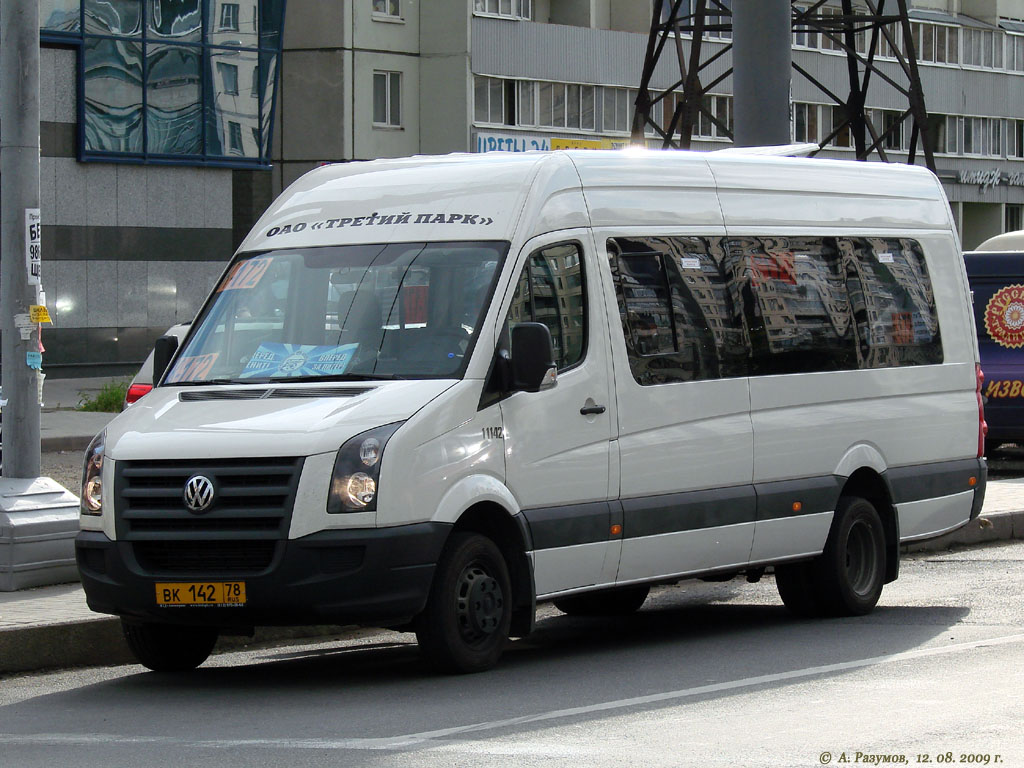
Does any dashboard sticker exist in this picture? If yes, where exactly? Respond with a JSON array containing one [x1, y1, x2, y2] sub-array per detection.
[[240, 343, 358, 378]]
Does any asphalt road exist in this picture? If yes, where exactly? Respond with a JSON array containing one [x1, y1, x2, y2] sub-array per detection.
[[1, 540, 1022, 768]]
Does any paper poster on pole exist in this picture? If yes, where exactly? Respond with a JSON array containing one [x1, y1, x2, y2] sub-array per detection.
[[25, 208, 42, 286]]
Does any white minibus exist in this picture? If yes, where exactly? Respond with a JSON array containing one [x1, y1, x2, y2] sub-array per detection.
[[77, 150, 987, 673]]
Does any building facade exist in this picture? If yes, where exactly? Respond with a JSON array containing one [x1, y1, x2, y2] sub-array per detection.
[[15, 0, 284, 375], [277, 0, 1024, 250], [10, 0, 1024, 372]]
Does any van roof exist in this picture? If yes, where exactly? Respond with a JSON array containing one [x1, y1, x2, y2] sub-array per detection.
[[972, 230, 1024, 252], [238, 150, 951, 254]]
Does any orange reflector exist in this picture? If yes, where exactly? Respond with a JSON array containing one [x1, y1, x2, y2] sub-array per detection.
[[968, 476, 977, 487], [792, 501, 802, 512], [610, 524, 622, 536]]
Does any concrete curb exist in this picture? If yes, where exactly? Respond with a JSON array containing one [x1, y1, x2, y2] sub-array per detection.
[[2, 510, 1022, 677], [901, 511, 1024, 552], [0, 618, 364, 676], [40, 436, 94, 453]]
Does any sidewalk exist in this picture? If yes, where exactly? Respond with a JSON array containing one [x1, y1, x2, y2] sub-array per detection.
[[39, 376, 124, 451]]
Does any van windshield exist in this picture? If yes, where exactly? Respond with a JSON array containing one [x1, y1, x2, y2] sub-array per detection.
[[165, 241, 508, 384]]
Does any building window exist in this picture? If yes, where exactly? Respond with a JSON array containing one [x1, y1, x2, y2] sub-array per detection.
[[908, 22, 959, 65], [830, 105, 852, 148], [1007, 205, 1023, 233], [793, 102, 819, 143], [961, 27, 1002, 69], [64, 0, 285, 167], [373, 70, 402, 127], [1008, 34, 1024, 72], [373, 0, 401, 19], [792, 5, 818, 49], [219, 3, 239, 31], [228, 120, 243, 153], [474, 75, 515, 125], [473, 0, 532, 20], [217, 61, 239, 95], [880, 110, 904, 151], [536, 82, 595, 131], [945, 115, 960, 154], [1009, 120, 1024, 159], [518, 81, 536, 126], [603, 87, 631, 133], [692, 94, 732, 140], [960, 116, 1001, 157]]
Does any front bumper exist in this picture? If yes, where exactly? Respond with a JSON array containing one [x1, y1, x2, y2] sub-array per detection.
[[76, 523, 451, 628]]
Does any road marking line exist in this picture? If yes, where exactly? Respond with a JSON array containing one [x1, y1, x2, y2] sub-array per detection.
[[3, 632, 1023, 751]]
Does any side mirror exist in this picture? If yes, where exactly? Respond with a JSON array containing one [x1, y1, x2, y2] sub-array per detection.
[[510, 322, 557, 393], [153, 335, 180, 386]]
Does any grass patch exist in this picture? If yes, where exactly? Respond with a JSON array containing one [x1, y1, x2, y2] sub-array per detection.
[[78, 380, 130, 412]]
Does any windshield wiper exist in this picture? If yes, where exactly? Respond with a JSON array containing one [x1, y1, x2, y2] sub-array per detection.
[[171, 378, 242, 387]]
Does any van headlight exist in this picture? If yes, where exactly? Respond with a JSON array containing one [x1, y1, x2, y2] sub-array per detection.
[[327, 422, 403, 513], [81, 430, 105, 515]]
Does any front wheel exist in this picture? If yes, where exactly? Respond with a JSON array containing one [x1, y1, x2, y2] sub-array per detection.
[[121, 621, 218, 672], [416, 532, 512, 673], [776, 495, 886, 617]]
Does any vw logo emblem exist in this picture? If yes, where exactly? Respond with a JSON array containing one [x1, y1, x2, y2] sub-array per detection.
[[183, 475, 216, 514]]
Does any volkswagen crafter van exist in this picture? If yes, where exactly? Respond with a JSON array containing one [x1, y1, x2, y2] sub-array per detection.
[[963, 231, 1024, 453], [77, 150, 987, 673]]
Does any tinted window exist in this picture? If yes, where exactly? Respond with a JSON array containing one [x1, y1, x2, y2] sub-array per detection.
[[843, 237, 942, 368], [609, 236, 747, 385], [506, 243, 586, 370], [609, 234, 942, 385], [736, 236, 857, 374]]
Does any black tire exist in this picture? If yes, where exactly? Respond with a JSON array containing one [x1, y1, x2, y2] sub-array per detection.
[[553, 585, 650, 616], [416, 532, 512, 673], [774, 561, 824, 618], [776, 495, 886, 618], [121, 621, 218, 672]]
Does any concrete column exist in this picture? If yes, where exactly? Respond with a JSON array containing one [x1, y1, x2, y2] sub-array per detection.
[[2, 0, 43, 478], [1, 0, 81, 591], [732, 0, 792, 147]]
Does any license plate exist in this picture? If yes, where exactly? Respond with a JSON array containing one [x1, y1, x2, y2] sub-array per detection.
[[155, 582, 246, 606]]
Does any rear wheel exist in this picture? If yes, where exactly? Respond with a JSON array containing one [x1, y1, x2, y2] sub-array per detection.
[[776, 495, 886, 617], [553, 585, 650, 616], [121, 621, 218, 672], [416, 532, 512, 673]]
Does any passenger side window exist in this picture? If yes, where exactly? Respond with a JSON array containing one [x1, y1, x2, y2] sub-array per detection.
[[607, 233, 943, 384], [842, 237, 942, 368], [506, 243, 586, 370], [736, 236, 858, 374], [609, 236, 746, 385]]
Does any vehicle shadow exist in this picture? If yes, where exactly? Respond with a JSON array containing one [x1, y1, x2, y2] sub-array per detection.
[[0, 596, 973, 748]]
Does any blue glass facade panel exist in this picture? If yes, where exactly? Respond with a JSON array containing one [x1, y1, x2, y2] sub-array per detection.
[[147, 42, 203, 154], [83, 36, 144, 152], [41, 0, 283, 168], [41, 0, 81, 31], [84, 0, 142, 36], [148, 0, 203, 42]]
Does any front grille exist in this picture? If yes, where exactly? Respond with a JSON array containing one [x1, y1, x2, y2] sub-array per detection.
[[115, 456, 303, 575]]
